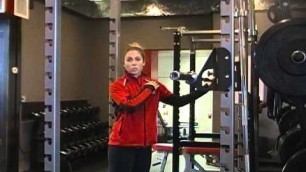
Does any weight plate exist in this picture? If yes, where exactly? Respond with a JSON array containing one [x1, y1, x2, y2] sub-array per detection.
[[278, 109, 300, 134], [275, 106, 292, 123], [277, 126, 306, 163], [282, 149, 306, 172], [255, 18, 306, 96], [267, 5, 283, 24]]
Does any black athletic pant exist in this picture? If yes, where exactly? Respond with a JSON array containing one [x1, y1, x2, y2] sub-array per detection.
[[108, 145, 152, 172]]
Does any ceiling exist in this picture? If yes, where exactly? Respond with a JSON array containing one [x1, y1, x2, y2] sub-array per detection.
[[61, 0, 305, 18]]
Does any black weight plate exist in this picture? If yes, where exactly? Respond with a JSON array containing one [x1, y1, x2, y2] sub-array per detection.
[[282, 149, 306, 172], [275, 106, 292, 123], [278, 109, 300, 134], [255, 18, 306, 96], [277, 126, 306, 163], [278, 40, 306, 76], [267, 5, 283, 24]]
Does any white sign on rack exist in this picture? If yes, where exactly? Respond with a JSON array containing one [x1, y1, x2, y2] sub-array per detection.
[[0, 0, 6, 13], [14, 0, 29, 19]]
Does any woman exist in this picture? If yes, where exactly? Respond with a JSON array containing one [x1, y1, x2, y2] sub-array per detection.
[[108, 42, 212, 172]]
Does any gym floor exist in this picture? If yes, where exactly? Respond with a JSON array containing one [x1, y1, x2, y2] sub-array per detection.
[[74, 150, 220, 172]]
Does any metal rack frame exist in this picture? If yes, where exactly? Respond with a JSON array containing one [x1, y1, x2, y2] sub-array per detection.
[[108, 0, 121, 134], [44, 0, 61, 171], [219, 1, 236, 171]]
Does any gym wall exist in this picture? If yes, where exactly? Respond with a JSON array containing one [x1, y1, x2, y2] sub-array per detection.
[[21, 2, 110, 121]]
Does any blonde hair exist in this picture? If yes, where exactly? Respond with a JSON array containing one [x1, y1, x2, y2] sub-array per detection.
[[124, 42, 146, 61]]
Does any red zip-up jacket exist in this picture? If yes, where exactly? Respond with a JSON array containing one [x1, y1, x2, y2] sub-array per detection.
[[109, 72, 210, 147]]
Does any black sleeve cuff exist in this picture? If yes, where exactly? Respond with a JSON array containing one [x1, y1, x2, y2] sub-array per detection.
[[144, 85, 155, 92]]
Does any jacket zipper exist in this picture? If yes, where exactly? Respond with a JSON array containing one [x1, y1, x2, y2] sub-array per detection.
[[118, 117, 124, 136]]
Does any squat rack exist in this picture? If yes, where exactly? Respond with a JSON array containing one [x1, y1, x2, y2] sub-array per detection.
[[161, 0, 236, 171], [169, 27, 236, 172], [160, 0, 258, 171]]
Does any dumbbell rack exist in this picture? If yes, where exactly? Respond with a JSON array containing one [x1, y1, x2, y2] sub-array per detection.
[[26, 101, 108, 171]]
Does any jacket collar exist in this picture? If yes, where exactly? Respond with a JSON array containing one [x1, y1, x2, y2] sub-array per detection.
[[123, 72, 148, 86]]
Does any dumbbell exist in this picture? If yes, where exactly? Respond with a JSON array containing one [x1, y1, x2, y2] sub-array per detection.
[[78, 122, 98, 139], [61, 146, 80, 160], [61, 128, 72, 147], [60, 109, 73, 127], [32, 111, 45, 118]]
